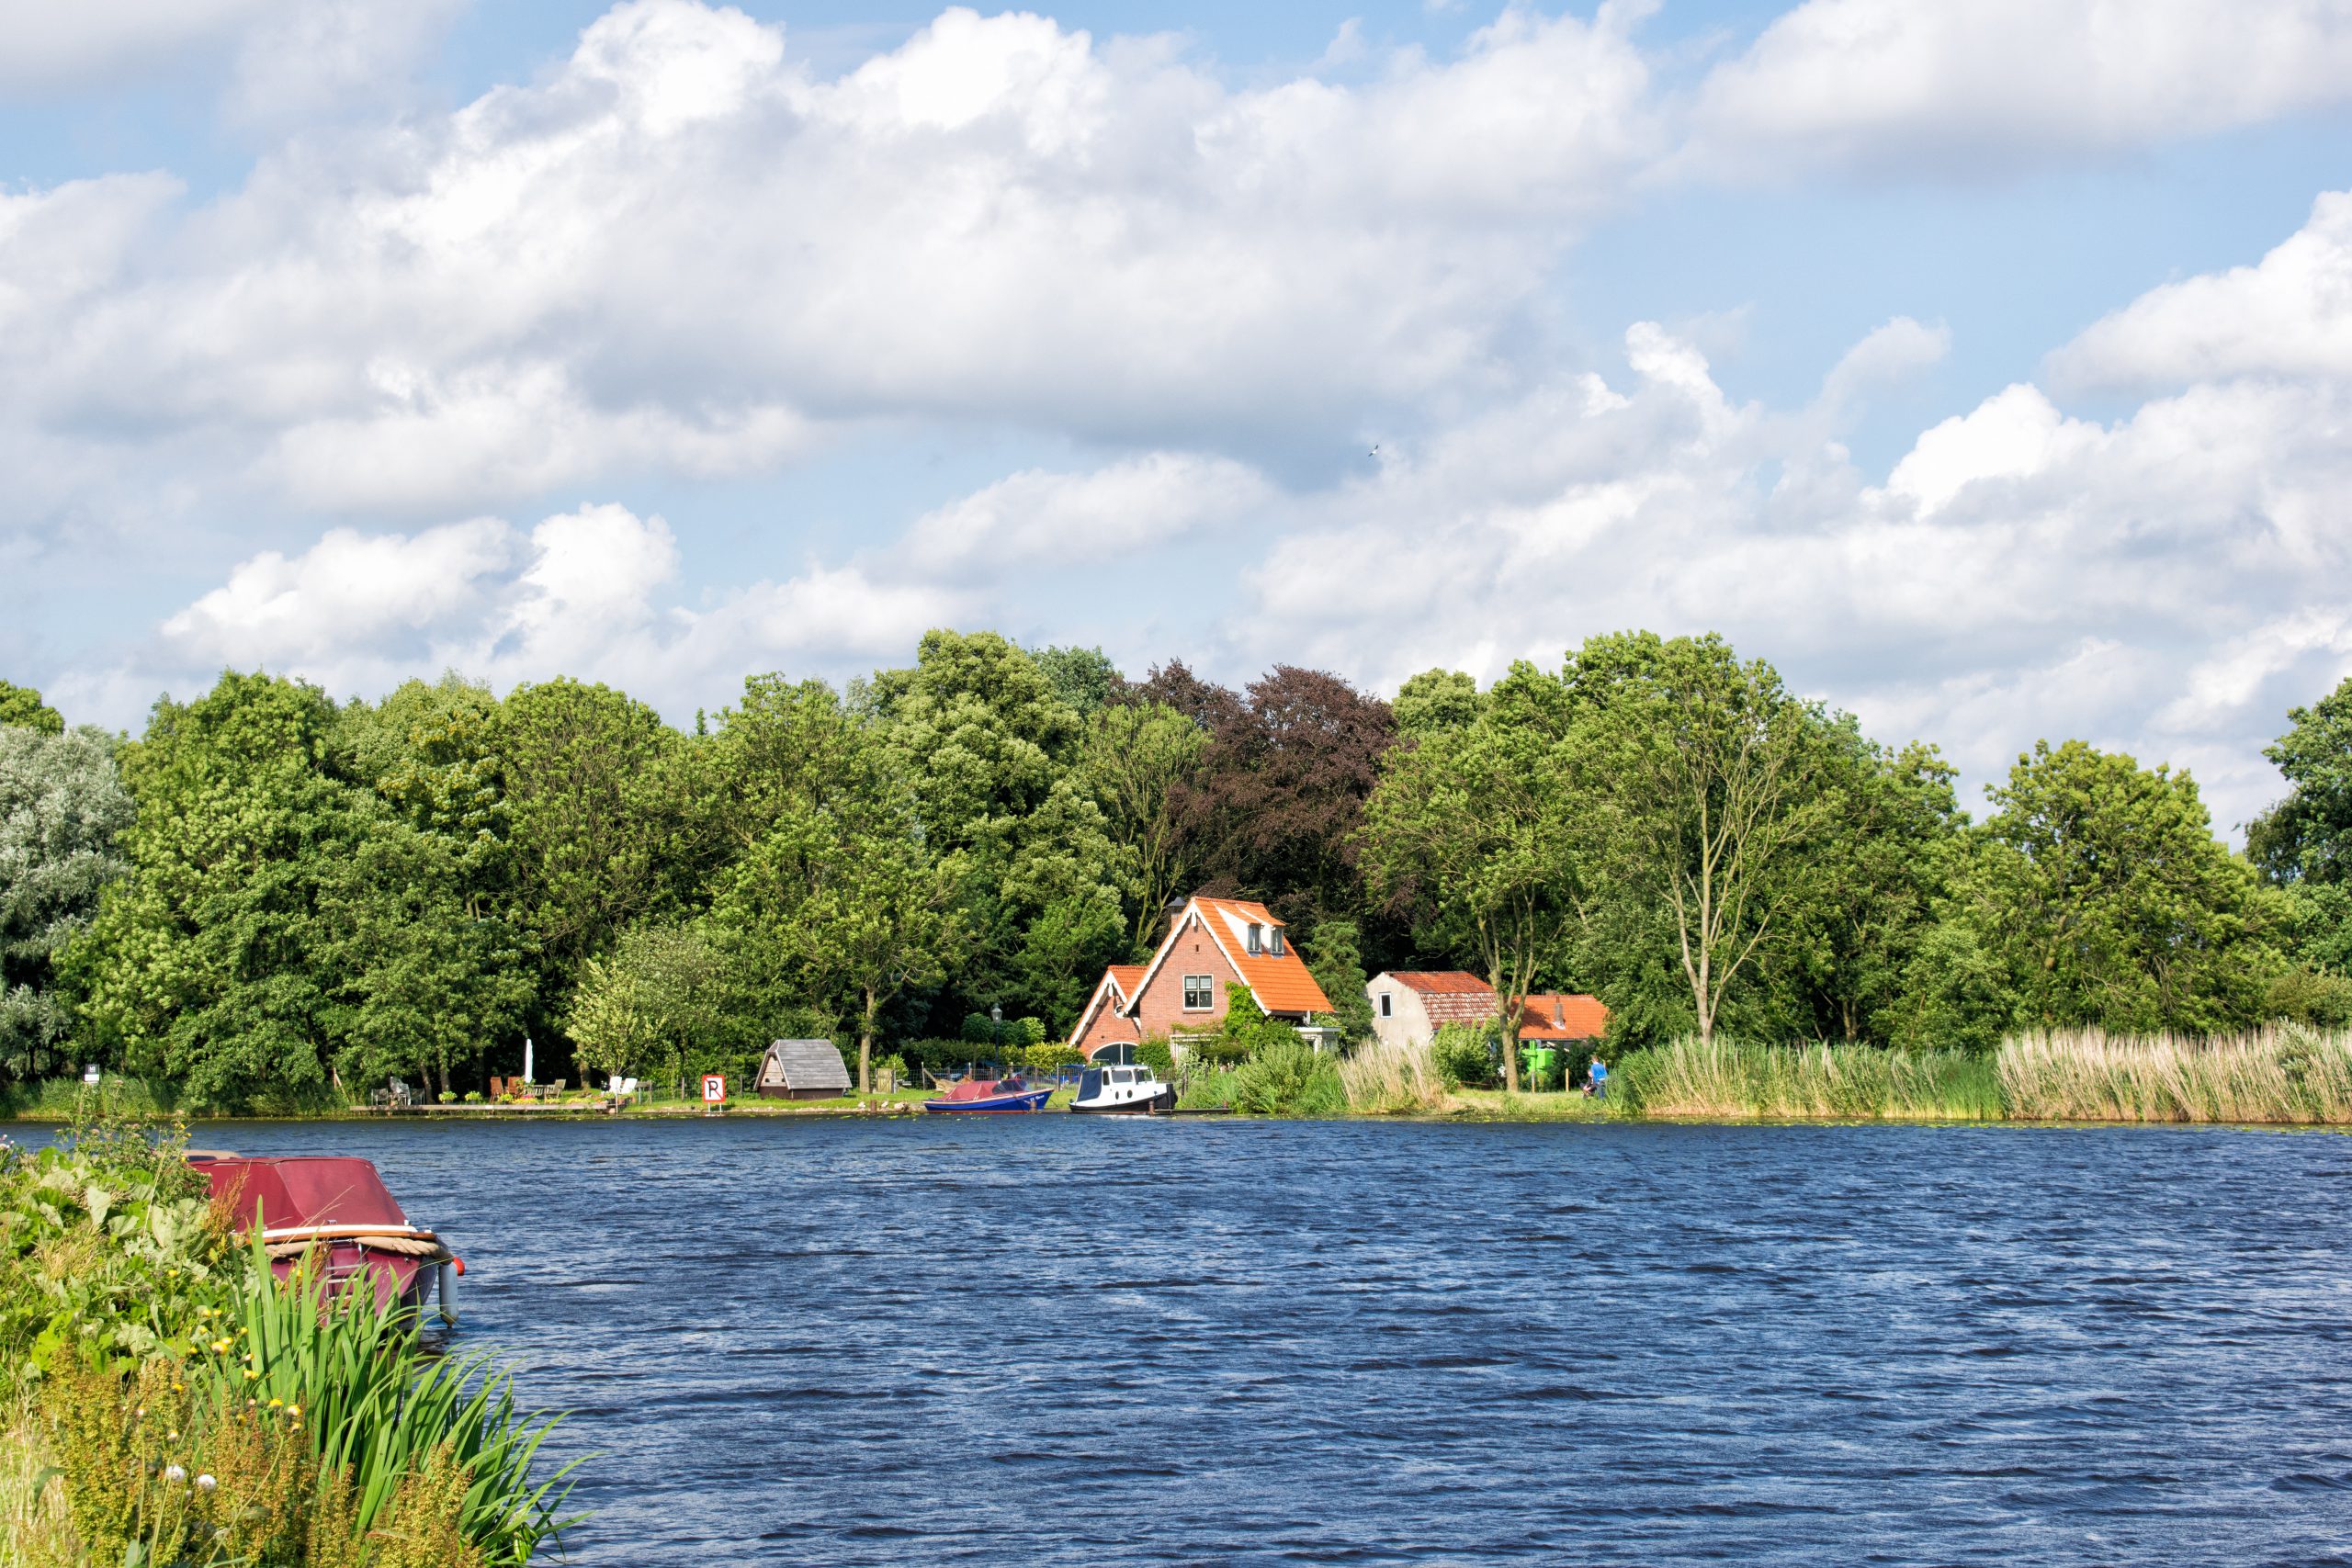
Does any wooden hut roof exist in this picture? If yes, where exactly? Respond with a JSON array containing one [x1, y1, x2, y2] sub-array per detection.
[[762, 1039, 851, 1091]]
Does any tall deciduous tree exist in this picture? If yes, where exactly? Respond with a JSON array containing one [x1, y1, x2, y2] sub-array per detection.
[[1362, 662, 1579, 1090], [0, 727, 133, 1077], [496, 678, 688, 1004], [1078, 701, 1206, 953], [1136, 660, 1396, 942], [1773, 733, 1966, 1044], [0, 682, 63, 735], [564, 922, 723, 1091], [1951, 739, 2282, 1034], [63, 672, 367, 1100], [1566, 633, 1833, 1045]]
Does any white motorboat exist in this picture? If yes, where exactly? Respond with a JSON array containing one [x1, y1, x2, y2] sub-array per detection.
[[1069, 1061, 1177, 1115]]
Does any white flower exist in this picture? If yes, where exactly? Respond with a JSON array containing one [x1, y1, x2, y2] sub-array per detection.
[[163, 1465, 186, 1483], [196, 1473, 216, 1491]]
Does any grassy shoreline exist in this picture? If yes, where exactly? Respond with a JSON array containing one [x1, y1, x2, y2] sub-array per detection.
[[13, 1027, 2352, 1127]]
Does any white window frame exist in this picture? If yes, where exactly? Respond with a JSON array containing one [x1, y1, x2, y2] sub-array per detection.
[[1378, 992, 1393, 1018], [1270, 928, 1285, 956], [1246, 923, 1263, 955], [1182, 974, 1215, 1010]]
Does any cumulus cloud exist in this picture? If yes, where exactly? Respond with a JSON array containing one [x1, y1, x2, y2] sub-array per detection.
[[0, 0, 1660, 523], [0, 0, 275, 92], [1207, 314, 2352, 833], [152, 502, 966, 714], [1685, 0, 2352, 177], [901, 452, 1274, 575], [2051, 189, 2352, 390]]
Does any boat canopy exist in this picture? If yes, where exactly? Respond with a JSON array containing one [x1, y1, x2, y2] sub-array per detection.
[[192, 1156, 410, 1234]]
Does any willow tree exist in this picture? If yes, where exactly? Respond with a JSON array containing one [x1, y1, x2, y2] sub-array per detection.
[[1360, 662, 1580, 1092], [1566, 633, 1834, 1045]]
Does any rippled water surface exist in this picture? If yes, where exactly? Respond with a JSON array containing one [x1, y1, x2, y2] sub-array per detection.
[[81, 1117, 2352, 1564]]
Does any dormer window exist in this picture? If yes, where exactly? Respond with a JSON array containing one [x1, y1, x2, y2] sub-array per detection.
[[1247, 922, 1263, 954], [1270, 928, 1286, 956]]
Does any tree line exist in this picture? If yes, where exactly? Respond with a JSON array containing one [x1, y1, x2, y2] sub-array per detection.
[[2, 628, 2346, 1103]]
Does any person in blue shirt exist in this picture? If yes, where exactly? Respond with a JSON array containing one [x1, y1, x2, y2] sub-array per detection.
[[1588, 1055, 1609, 1099]]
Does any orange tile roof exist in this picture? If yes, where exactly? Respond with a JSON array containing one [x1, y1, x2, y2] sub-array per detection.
[[1107, 965, 1146, 998], [1175, 896, 1335, 1016], [1514, 993, 1610, 1041]]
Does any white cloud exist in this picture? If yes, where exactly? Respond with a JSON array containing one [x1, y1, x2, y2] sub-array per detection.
[[1686, 0, 2352, 176], [0, 0, 274, 92], [0, 0, 1659, 520], [1212, 315, 2352, 833], [901, 452, 1273, 575], [161, 517, 514, 665], [149, 502, 967, 716], [228, 0, 470, 129], [2051, 189, 2352, 390]]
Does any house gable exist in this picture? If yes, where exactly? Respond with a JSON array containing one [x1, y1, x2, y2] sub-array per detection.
[[1127, 896, 1334, 1028], [1069, 964, 1147, 1056]]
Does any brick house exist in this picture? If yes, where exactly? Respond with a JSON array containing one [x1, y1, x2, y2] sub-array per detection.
[[1067, 896, 1335, 1059], [1367, 971, 1609, 1050], [1068, 964, 1148, 1057]]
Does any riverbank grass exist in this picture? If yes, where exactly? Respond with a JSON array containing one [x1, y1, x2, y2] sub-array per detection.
[[1616, 1039, 2003, 1122]]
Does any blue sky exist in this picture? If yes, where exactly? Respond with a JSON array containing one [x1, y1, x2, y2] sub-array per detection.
[[5, 0, 2352, 835]]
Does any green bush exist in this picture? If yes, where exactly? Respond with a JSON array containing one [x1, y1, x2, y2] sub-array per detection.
[[1023, 1043, 1079, 1075], [1431, 1022, 1500, 1089], [1137, 1037, 1175, 1080], [1231, 1038, 1345, 1116], [462, 1090, 483, 1104]]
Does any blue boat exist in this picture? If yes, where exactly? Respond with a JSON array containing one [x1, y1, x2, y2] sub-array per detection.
[[922, 1074, 1054, 1114]]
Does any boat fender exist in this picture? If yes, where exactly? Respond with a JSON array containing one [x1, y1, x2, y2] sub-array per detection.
[[436, 1260, 460, 1326]]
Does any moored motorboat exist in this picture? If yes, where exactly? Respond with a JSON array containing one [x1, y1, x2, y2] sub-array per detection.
[[922, 1074, 1054, 1113], [1069, 1062, 1177, 1115], [187, 1152, 463, 1324]]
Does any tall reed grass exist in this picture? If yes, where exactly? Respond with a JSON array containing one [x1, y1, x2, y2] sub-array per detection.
[[1610, 1026, 2352, 1123], [1613, 1038, 2003, 1122], [1337, 1036, 1449, 1114], [1996, 1025, 2352, 1122]]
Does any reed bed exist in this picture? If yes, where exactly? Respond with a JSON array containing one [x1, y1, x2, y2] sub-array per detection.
[[1338, 1036, 1449, 1115], [1996, 1025, 2352, 1123], [1613, 1038, 2003, 1122], [1610, 1026, 2352, 1123]]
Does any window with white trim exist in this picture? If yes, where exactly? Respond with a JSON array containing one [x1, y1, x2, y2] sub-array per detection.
[[1246, 923, 1263, 954], [1270, 928, 1286, 956], [1378, 992, 1393, 1018], [1182, 974, 1215, 1010]]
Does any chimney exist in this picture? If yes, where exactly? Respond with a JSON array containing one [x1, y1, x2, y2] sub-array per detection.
[[1163, 893, 1189, 940], [1553, 998, 1564, 1027]]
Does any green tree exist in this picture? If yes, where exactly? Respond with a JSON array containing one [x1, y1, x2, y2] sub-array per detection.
[[1392, 669, 1484, 738], [1773, 733, 1966, 1044], [0, 726, 134, 1077], [319, 818, 535, 1099], [1029, 644, 1124, 716], [1361, 661, 1580, 1090], [1565, 633, 1835, 1045], [1302, 916, 1374, 1043], [1947, 739, 2283, 1034], [0, 682, 63, 735], [62, 672, 368, 1100], [2246, 676, 2352, 977], [563, 922, 723, 1091], [495, 678, 689, 1005], [1078, 701, 1205, 952]]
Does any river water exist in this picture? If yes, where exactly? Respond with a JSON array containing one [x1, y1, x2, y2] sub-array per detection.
[[60, 1117, 2352, 1564]]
